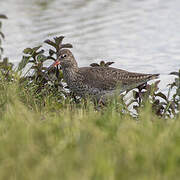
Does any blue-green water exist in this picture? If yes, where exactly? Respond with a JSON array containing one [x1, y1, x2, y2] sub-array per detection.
[[1, 0, 180, 91]]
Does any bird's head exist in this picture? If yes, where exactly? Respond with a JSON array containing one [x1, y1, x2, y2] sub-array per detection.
[[52, 49, 78, 70]]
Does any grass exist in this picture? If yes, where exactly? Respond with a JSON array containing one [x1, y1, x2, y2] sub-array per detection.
[[0, 78, 180, 180]]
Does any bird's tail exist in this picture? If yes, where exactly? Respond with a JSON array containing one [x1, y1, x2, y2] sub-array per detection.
[[149, 74, 160, 80]]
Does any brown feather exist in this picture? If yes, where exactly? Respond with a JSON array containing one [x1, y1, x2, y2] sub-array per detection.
[[55, 49, 159, 98]]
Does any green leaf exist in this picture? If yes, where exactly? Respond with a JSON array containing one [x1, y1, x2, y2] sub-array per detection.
[[0, 47, 3, 54], [23, 48, 33, 54], [155, 92, 167, 101], [105, 61, 114, 67], [0, 14, 8, 19], [18, 56, 30, 71], [29, 60, 35, 63], [37, 54, 47, 62], [2, 57, 8, 65], [90, 63, 100, 67], [33, 49, 45, 58], [100, 61, 105, 67], [0, 32, 5, 39], [59, 70, 64, 79], [60, 43, 73, 49], [32, 46, 42, 52], [54, 36, 64, 45], [170, 71, 180, 76], [133, 90, 139, 99], [44, 39, 57, 48]]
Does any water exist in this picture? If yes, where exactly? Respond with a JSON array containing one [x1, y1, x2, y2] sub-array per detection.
[[1, 0, 180, 92]]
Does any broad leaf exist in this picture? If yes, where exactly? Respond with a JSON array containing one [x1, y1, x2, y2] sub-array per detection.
[[170, 71, 180, 76], [44, 39, 57, 48], [155, 92, 167, 101], [0, 14, 8, 19], [54, 36, 64, 45], [105, 61, 114, 66], [60, 43, 73, 49], [32, 46, 42, 52], [23, 48, 33, 54], [90, 63, 99, 67]]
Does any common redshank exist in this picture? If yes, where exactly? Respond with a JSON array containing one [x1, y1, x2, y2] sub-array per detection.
[[52, 49, 159, 101]]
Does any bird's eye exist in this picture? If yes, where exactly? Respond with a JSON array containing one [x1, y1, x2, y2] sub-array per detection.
[[60, 54, 67, 59]]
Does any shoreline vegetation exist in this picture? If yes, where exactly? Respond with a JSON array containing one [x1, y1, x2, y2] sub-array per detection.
[[0, 15, 180, 179]]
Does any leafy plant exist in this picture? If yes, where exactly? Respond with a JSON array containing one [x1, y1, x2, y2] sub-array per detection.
[[169, 70, 180, 114], [18, 36, 75, 106], [125, 72, 180, 118], [90, 60, 114, 67], [17, 36, 180, 116]]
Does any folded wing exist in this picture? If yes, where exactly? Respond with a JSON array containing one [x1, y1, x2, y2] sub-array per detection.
[[78, 67, 159, 92]]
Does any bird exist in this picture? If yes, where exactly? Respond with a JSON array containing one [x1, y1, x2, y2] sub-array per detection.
[[51, 49, 159, 102]]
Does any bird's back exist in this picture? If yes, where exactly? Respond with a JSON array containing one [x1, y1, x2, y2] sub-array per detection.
[[77, 66, 159, 92]]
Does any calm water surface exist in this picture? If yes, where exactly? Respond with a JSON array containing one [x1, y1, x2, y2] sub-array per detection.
[[1, 0, 180, 91]]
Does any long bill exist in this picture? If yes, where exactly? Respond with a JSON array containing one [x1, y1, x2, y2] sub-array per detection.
[[47, 60, 60, 71], [52, 60, 60, 67]]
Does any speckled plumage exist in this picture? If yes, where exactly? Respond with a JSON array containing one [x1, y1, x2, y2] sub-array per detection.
[[55, 49, 159, 100]]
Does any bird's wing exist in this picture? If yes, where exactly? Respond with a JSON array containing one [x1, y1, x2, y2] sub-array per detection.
[[78, 67, 159, 92]]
